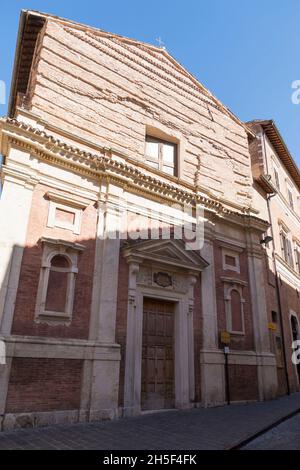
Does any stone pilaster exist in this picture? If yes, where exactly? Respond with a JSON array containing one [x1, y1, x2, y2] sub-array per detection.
[[200, 227, 225, 406], [246, 229, 277, 400], [83, 181, 123, 420], [0, 151, 36, 419]]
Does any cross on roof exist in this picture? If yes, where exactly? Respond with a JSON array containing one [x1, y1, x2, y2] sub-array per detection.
[[156, 36, 166, 49]]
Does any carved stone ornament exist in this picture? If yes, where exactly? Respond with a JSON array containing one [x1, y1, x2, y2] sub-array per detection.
[[153, 272, 172, 288]]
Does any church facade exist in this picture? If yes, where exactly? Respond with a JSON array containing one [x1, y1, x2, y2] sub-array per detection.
[[0, 10, 293, 430]]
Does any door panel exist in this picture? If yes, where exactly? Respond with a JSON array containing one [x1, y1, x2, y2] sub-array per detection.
[[141, 298, 175, 410]]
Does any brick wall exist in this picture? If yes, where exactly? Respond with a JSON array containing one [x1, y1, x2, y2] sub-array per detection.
[[115, 250, 129, 407], [11, 184, 97, 339], [278, 278, 300, 393], [228, 364, 258, 401], [6, 358, 83, 413], [193, 277, 202, 402], [28, 19, 253, 208], [214, 241, 255, 351]]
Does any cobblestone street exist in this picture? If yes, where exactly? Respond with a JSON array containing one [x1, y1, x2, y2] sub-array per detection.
[[0, 393, 300, 450]]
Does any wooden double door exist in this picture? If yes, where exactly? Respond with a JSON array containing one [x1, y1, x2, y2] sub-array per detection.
[[141, 298, 175, 410]]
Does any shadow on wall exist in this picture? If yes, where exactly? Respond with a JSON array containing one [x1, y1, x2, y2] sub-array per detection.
[[261, 248, 300, 396], [0, 226, 202, 429], [0, 230, 297, 428]]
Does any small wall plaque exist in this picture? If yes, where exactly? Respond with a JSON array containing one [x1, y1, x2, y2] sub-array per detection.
[[220, 330, 231, 345], [153, 272, 172, 288]]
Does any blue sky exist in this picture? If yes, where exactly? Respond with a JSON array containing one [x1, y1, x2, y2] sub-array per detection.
[[1, 0, 299, 163]]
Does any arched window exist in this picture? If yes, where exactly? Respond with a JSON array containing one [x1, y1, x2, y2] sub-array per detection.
[[35, 238, 83, 324], [45, 255, 70, 313], [230, 289, 243, 332], [224, 284, 245, 334]]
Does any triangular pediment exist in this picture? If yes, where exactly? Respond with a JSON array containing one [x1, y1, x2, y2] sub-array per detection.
[[122, 239, 209, 272]]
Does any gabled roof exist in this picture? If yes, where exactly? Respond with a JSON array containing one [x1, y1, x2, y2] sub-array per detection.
[[9, 9, 253, 136], [247, 119, 300, 190]]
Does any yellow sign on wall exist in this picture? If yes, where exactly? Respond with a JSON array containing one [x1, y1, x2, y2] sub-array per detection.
[[268, 322, 277, 331], [220, 331, 231, 345]]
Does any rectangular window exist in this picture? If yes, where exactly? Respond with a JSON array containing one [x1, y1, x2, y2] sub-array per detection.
[[287, 239, 294, 268], [222, 248, 240, 273], [280, 230, 289, 264], [295, 246, 300, 275], [274, 168, 280, 191], [47, 201, 82, 234], [280, 229, 294, 268], [288, 188, 294, 210], [271, 311, 277, 324], [145, 136, 177, 176], [225, 255, 236, 267]]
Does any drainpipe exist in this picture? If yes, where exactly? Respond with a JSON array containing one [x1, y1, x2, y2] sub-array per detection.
[[261, 131, 290, 395], [266, 194, 290, 395]]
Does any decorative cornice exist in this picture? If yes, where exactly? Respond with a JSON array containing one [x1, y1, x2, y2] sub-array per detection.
[[220, 276, 248, 287], [46, 190, 91, 208], [0, 117, 269, 232], [40, 237, 86, 251], [255, 174, 278, 195]]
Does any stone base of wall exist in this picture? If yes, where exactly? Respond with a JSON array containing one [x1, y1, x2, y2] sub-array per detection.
[[1, 406, 120, 432], [0, 335, 121, 431], [0, 337, 280, 431], [200, 349, 278, 405]]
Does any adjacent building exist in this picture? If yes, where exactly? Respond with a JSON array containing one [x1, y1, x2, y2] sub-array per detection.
[[248, 120, 300, 396]]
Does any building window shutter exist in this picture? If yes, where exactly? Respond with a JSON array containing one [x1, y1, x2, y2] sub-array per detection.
[[274, 168, 280, 191], [287, 239, 294, 268], [288, 189, 294, 210]]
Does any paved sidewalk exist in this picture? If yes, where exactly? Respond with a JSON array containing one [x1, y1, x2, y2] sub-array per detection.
[[0, 393, 300, 450], [243, 412, 300, 450]]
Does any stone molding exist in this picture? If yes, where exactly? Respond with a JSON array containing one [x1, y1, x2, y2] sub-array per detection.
[[1, 335, 121, 361], [0, 117, 269, 231]]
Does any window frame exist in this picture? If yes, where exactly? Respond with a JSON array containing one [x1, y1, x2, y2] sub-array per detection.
[[273, 167, 280, 191], [48, 200, 82, 234], [224, 283, 245, 335], [44, 254, 73, 315], [287, 187, 294, 210], [222, 248, 240, 274], [34, 238, 84, 325], [294, 241, 300, 275], [46, 191, 91, 235], [279, 225, 294, 267], [145, 135, 178, 176]]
